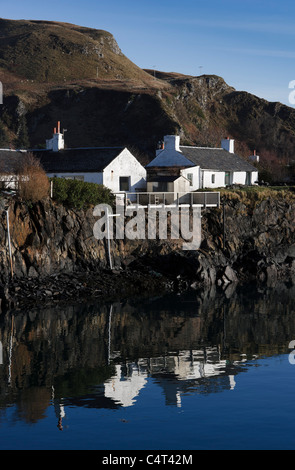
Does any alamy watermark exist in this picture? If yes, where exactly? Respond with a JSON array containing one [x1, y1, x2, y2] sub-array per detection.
[[0, 81, 2, 105], [93, 202, 202, 251]]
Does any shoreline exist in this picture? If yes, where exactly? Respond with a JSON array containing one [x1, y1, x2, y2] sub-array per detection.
[[0, 267, 175, 313]]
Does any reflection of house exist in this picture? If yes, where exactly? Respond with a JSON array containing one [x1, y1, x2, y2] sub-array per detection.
[[103, 348, 246, 408], [146, 135, 258, 191], [104, 364, 147, 407]]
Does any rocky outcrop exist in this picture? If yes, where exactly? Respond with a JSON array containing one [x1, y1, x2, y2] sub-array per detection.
[[0, 193, 295, 311]]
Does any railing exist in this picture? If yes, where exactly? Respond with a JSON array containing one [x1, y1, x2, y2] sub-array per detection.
[[0, 176, 19, 191], [115, 191, 220, 208]]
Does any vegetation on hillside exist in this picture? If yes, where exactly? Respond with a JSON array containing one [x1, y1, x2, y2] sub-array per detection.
[[0, 18, 294, 183], [50, 177, 115, 209], [17, 153, 50, 203], [0, 18, 155, 84]]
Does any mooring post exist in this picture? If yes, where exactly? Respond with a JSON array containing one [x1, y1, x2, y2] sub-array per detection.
[[223, 200, 226, 249]]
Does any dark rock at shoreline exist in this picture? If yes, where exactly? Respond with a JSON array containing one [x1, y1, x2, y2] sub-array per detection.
[[1, 194, 295, 313], [0, 267, 175, 312]]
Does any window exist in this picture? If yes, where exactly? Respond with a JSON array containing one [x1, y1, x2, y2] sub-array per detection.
[[187, 173, 193, 186], [120, 176, 130, 191], [211, 174, 215, 184]]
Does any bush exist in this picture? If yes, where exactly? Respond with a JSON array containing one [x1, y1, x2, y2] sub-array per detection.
[[51, 178, 115, 209], [17, 153, 50, 202]]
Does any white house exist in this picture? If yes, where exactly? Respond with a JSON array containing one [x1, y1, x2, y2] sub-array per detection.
[[146, 135, 258, 191], [0, 123, 147, 195], [0, 149, 28, 190], [35, 123, 147, 194]]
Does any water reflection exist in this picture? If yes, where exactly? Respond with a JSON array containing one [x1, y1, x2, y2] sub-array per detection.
[[0, 282, 293, 425]]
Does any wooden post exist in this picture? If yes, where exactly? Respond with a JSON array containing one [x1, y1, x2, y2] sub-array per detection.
[[5, 208, 13, 278]]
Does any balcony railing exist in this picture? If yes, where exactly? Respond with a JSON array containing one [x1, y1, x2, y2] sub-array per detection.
[[115, 191, 220, 208]]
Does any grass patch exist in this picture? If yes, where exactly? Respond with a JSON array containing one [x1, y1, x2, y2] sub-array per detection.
[[200, 185, 295, 208]]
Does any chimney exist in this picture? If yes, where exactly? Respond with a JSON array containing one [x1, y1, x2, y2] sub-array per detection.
[[157, 140, 164, 150], [164, 135, 180, 151], [221, 137, 234, 153], [46, 121, 65, 152], [249, 149, 259, 163]]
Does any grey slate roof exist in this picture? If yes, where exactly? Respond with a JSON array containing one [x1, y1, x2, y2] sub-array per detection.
[[179, 146, 257, 172], [0, 147, 125, 174], [33, 147, 125, 173], [0, 150, 28, 173], [148, 175, 182, 182]]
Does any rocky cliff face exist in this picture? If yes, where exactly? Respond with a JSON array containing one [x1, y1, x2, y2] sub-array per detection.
[[1, 18, 295, 170], [0, 193, 295, 311]]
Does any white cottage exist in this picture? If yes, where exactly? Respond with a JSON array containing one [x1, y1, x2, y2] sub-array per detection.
[[0, 149, 27, 190], [146, 135, 258, 190], [35, 123, 146, 193]]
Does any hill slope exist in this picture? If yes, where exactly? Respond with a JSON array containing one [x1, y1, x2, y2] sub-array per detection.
[[0, 18, 295, 181], [0, 18, 154, 83]]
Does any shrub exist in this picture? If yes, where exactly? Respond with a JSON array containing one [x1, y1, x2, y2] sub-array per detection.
[[17, 153, 50, 202], [51, 178, 115, 209]]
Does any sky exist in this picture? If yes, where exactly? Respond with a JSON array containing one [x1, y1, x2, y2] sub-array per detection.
[[1, 0, 295, 105]]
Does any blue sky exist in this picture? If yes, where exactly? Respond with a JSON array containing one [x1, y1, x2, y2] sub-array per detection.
[[1, 0, 295, 105]]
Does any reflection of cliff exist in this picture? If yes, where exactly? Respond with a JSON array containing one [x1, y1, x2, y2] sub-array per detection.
[[0, 283, 293, 423]]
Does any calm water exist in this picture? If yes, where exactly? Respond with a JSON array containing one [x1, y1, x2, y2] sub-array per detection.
[[0, 282, 295, 450]]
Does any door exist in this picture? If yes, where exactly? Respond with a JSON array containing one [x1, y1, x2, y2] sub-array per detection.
[[119, 176, 130, 191], [246, 172, 251, 185], [224, 172, 231, 186]]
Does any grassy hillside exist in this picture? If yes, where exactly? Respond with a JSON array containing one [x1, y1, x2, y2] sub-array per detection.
[[0, 18, 295, 181], [0, 18, 154, 84]]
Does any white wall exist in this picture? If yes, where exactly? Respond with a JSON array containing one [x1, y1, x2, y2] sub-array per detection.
[[174, 175, 191, 193], [201, 171, 225, 189], [181, 166, 200, 191], [103, 148, 146, 193], [201, 170, 258, 188], [233, 171, 259, 185], [232, 172, 247, 185], [250, 171, 259, 184]]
